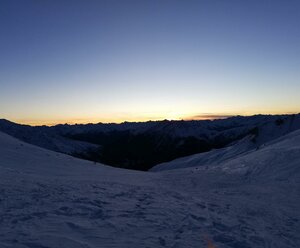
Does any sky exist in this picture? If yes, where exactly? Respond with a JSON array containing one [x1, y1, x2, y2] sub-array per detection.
[[0, 0, 299, 125]]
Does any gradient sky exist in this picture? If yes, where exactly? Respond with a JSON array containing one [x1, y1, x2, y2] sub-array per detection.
[[1, 0, 299, 125]]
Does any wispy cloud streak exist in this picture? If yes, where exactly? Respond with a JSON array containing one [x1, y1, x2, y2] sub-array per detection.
[[184, 113, 235, 120]]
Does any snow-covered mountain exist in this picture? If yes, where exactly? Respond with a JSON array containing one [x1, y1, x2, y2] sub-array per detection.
[[0, 114, 300, 171], [151, 135, 256, 172], [152, 114, 300, 171], [0, 119, 98, 154], [0, 128, 299, 247]]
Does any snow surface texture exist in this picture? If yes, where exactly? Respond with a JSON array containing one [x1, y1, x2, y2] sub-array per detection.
[[151, 136, 256, 172], [0, 130, 300, 247]]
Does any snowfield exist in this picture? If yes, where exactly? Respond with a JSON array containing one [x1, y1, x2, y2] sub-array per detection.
[[0, 130, 299, 247]]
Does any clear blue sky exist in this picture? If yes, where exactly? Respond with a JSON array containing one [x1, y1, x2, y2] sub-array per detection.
[[0, 0, 299, 125]]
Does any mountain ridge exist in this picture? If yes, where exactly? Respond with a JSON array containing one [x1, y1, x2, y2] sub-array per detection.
[[1, 114, 300, 170]]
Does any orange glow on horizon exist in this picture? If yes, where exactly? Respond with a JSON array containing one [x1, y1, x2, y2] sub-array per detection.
[[11, 110, 299, 126]]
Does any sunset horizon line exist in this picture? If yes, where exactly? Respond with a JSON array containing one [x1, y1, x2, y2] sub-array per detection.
[[4, 111, 299, 127]]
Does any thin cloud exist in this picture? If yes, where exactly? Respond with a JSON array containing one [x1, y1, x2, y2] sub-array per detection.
[[184, 113, 235, 121]]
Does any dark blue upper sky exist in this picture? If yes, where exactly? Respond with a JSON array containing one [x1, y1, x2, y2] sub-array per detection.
[[1, 0, 299, 125]]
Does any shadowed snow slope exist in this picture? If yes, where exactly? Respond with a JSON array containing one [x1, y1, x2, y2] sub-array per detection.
[[151, 116, 300, 172], [151, 135, 256, 172], [0, 131, 299, 247]]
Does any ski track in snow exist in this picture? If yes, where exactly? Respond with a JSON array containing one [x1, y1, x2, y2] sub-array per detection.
[[0, 131, 300, 248]]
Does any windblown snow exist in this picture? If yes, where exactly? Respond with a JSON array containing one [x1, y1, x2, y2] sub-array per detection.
[[0, 130, 299, 247]]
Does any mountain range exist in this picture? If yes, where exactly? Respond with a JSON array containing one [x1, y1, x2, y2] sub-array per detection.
[[0, 114, 300, 170]]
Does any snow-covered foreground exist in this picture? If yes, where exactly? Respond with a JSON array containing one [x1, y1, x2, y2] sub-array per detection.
[[0, 131, 299, 247]]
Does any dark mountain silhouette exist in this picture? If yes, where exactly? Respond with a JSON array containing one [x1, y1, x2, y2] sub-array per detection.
[[0, 114, 299, 170]]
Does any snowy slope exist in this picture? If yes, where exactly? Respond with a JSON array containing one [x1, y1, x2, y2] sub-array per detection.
[[151, 115, 300, 172], [0, 119, 99, 155], [156, 130, 300, 247], [151, 135, 256, 172], [0, 131, 148, 182], [0, 131, 299, 247], [218, 129, 300, 181]]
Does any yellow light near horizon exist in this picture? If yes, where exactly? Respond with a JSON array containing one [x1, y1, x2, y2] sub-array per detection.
[[11, 108, 300, 126]]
